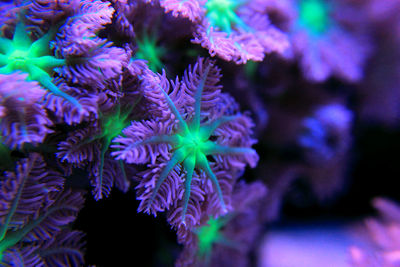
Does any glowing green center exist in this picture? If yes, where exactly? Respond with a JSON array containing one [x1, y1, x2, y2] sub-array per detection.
[[197, 217, 223, 256], [299, 0, 330, 34], [135, 34, 165, 72], [205, 0, 248, 34], [181, 132, 202, 148], [9, 49, 28, 60], [8, 49, 29, 68], [176, 129, 215, 159], [207, 0, 232, 12], [103, 114, 128, 141], [97, 104, 134, 144], [0, 23, 82, 109]]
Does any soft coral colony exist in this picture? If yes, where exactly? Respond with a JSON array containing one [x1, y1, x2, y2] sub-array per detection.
[[0, 0, 389, 265], [0, 0, 262, 265]]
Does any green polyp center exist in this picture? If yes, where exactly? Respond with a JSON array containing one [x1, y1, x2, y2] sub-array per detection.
[[8, 49, 29, 69], [207, 0, 232, 12], [102, 113, 129, 141], [0, 22, 83, 109], [299, 0, 330, 34], [91, 106, 132, 199], [197, 217, 223, 256], [135, 34, 165, 72], [178, 131, 206, 153], [9, 49, 28, 61], [205, 0, 248, 34]]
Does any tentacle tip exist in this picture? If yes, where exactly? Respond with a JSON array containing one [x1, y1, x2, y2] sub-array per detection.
[[146, 203, 152, 212], [248, 148, 257, 154], [94, 193, 103, 201], [221, 206, 228, 214], [180, 219, 187, 228], [145, 207, 157, 218]]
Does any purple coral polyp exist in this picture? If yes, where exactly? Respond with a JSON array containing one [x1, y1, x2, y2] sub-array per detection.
[[288, 0, 372, 82], [112, 58, 258, 223]]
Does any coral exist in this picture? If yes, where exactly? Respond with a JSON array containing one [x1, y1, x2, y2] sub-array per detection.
[[288, 0, 372, 82], [113, 57, 258, 223], [297, 0, 331, 35], [95, 105, 132, 193], [134, 32, 166, 72], [0, 1, 30, 34], [87, 103, 135, 200], [0, 73, 52, 149], [0, 20, 82, 109], [297, 103, 353, 199], [57, 102, 134, 200], [111, 0, 195, 77], [43, 79, 99, 125], [55, 60, 145, 200], [38, 230, 86, 267], [204, 0, 249, 35], [298, 103, 353, 163], [160, 0, 290, 63], [27, 0, 74, 26], [176, 181, 267, 267], [194, 215, 235, 263], [350, 198, 400, 267], [54, 0, 130, 88], [0, 0, 398, 265], [0, 153, 85, 266]]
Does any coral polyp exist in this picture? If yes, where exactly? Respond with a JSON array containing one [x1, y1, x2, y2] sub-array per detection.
[[113, 58, 258, 224], [144, 74, 255, 222], [0, 22, 81, 109], [298, 0, 330, 35], [93, 104, 133, 199], [194, 216, 231, 261], [205, 0, 248, 35], [135, 33, 166, 72]]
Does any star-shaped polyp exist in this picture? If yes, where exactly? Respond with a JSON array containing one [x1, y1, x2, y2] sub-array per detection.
[[132, 65, 256, 224], [0, 22, 81, 109]]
